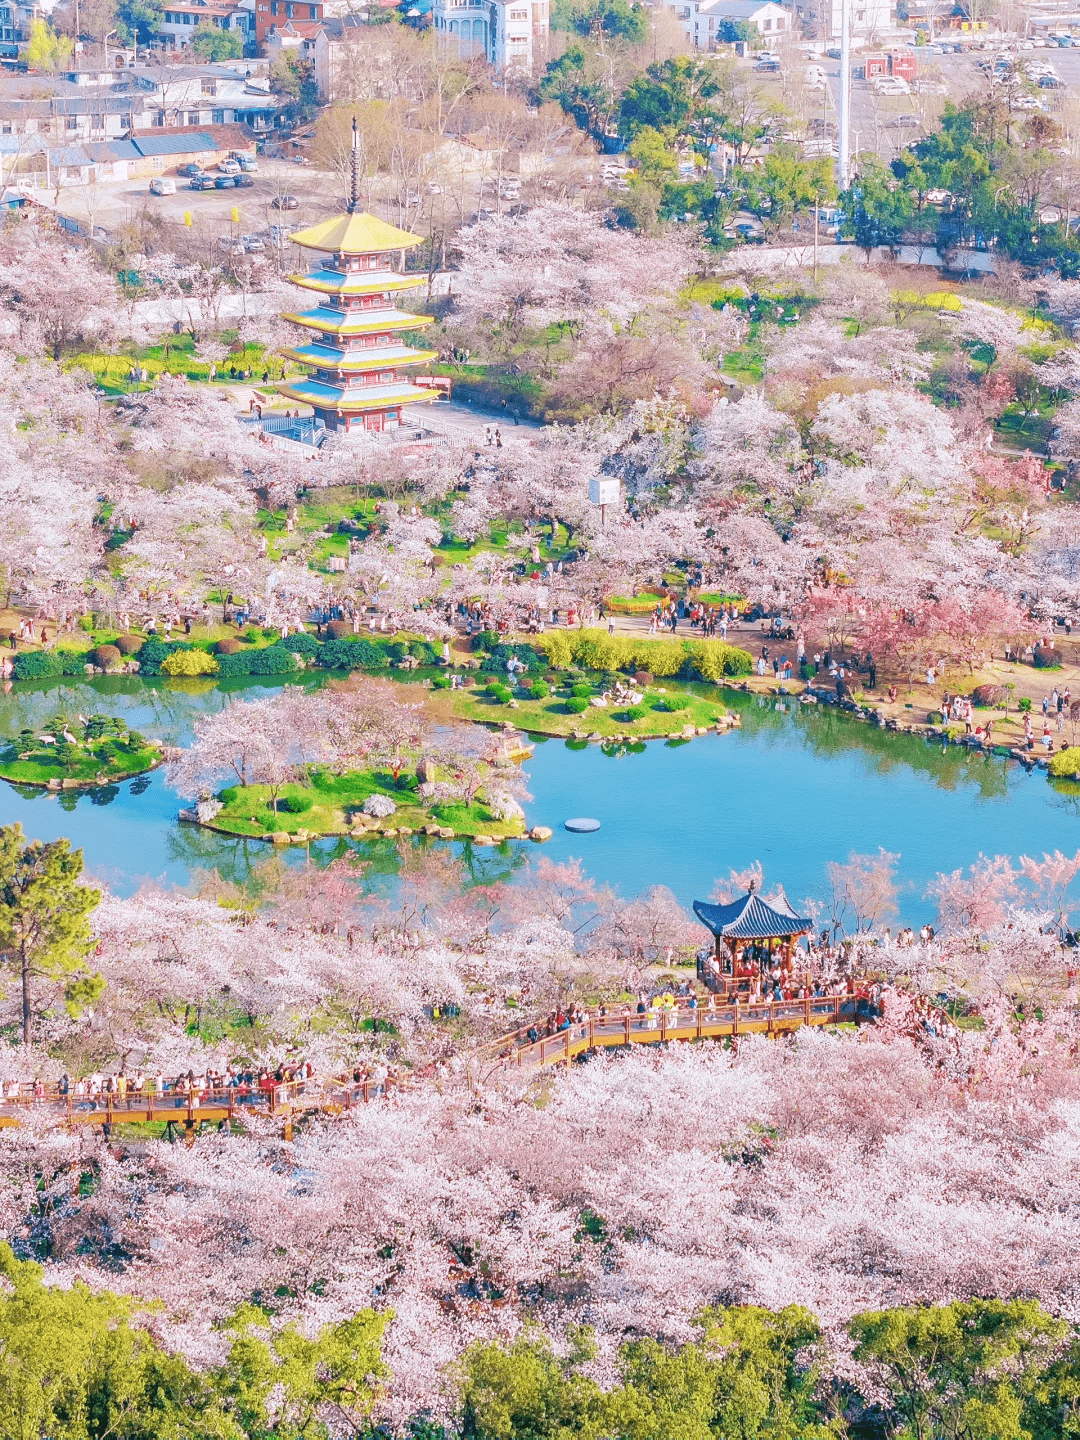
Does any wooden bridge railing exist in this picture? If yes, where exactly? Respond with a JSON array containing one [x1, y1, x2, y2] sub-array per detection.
[[477, 994, 864, 1078], [0, 1074, 407, 1129]]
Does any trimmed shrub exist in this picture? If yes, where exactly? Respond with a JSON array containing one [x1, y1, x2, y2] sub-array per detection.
[[531, 679, 550, 698], [136, 638, 172, 676], [278, 792, 314, 814], [217, 651, 253, 677], [1018, 697, 1033, 713], [162, 649, 219, 677], [570, 683, 592, 699], [625, 705, 647, 721], [281, 631, 318, 657], [479, 642, 545, 674], [317, 638, 391, 671], [216, 637, 243, 655], [93, 644, 122, 670], [326, 619, 352, 640], [115, 635, 143, 656], [12, 650, 62, 679], [537, 631, 575, 669], [683, 640, 754, 681], [1049, 749, 1080, 778], [247, 645, 296, 675], [652, 695, 690, 712], [430, 672, 451, 689], [1033, 645, 1063, 669], [486, 682, 513, 703], [59, 651, 89, 676], [565, 697, 589, 714]]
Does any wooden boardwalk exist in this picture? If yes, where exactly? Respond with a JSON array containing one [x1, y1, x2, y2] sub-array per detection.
[[0, 1076, 400, 1138], [0, 997, 866, 1135], [475, 994, 861, 1084]]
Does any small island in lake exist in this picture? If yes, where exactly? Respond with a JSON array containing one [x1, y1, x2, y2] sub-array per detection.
[[0, 714, 164, 789]]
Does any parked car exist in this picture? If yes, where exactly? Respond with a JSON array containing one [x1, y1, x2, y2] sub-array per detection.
[[189, 175, 216, 191], [149, 177, 176, 195], [242, 234, 265, 251], [218, 159, 241, 176], [271, 194, 300, 209], [234, 174, 254, 187], [177, 162, 205, 178], [239, 157, 259, 172], [215, 174, 238, 189]]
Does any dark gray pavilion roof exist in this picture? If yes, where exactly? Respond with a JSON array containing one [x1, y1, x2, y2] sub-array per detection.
[[693, 889, 813, 940]]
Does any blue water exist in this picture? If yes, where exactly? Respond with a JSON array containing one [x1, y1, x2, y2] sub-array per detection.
[[0, 680, 1077, 922]]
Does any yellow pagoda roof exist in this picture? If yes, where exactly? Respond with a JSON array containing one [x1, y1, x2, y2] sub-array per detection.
[[281, 305, 434, 337], [288, 210, 424, 255], [287, 268, 421, 298]]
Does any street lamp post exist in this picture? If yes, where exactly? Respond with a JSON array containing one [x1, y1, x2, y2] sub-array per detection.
[[103, 28, 117, 69]]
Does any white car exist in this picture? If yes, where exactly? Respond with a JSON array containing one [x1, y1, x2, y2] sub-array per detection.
[[218, 159, 240, 175], [874, 76, 910, 94], [149, 177, 176, 195]]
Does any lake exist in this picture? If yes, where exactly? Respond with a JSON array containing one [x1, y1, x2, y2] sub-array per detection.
[[0, 677, 1077, 924]]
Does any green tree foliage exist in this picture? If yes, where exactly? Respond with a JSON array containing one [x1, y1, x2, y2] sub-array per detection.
[[191, 25, 245, 59], [0, 823, 101, 1046], [738, 146, 837, 239], [539, 44, 619, 135], [551, 0, 646, 41], [116, 0, 164, 47], [26, 18, 73, 69], [849, 1299, 1067, 1440], [460, 1308, 843, 1440], [840, 154, 914, 252], [619, 56, 723, 141], [213, 1304, 390, 1439], [0, 1242, 237, 1440]]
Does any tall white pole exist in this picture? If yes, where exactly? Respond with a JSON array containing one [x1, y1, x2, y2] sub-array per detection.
[[839, 0, 850, 191]]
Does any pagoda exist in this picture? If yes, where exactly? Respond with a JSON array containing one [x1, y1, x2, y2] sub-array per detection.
[[276, 121, 440, 435]]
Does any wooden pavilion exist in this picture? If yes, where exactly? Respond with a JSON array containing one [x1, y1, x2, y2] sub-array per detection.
[[693, 886, 813, 987]]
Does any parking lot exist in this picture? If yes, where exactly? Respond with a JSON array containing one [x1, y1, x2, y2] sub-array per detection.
[[46, 156, 344, 245]]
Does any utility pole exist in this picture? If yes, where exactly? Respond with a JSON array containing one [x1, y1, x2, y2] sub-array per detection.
[[813, 191, 819, 281], [839, 0, 850, 191]]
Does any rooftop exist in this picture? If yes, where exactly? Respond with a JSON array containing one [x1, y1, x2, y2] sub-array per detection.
[[288, 210, 424, 254], [693, 889, 813, 941]]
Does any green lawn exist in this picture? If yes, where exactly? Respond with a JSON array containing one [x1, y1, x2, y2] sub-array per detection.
[[209, 765, 527, 840], [450, 680, 735, 739], [0, 735, 162, 787]]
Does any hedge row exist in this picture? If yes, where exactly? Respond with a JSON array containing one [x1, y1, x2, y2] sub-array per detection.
[[536, 629, 753, 681]]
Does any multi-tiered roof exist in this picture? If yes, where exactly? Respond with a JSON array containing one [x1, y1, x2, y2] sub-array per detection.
[[276, 125, 439, 433]]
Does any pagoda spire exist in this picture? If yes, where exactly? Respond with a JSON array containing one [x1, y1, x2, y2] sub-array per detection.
[[349, 116, 361, 215]]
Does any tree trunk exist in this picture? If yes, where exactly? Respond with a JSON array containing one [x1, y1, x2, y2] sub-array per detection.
[[21, 947, 30, 1046]]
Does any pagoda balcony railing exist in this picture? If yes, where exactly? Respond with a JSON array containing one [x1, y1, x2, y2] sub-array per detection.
[[260, 415, 325, 443]]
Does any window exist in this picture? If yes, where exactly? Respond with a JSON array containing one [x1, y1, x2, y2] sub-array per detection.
[[212, 108, 224, 123], [201, 78, 216, 93], [509, 7, 527, 15], [309, 3, 316, 15], [66, 115, 78, 129], [186, 111, 199, 124], [285, 3, 293, 15], [761, 16, 771, 27], [0, 123, 10, 136], [776, 14, 784, 25]]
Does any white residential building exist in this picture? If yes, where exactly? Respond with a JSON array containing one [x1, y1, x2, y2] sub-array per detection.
[[794, 0, 895, 41], [683, 0, 792, 48], [431, 0, 549, 72]]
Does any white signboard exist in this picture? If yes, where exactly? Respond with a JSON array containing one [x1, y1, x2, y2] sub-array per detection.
[[588, 477, 620, 506]]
